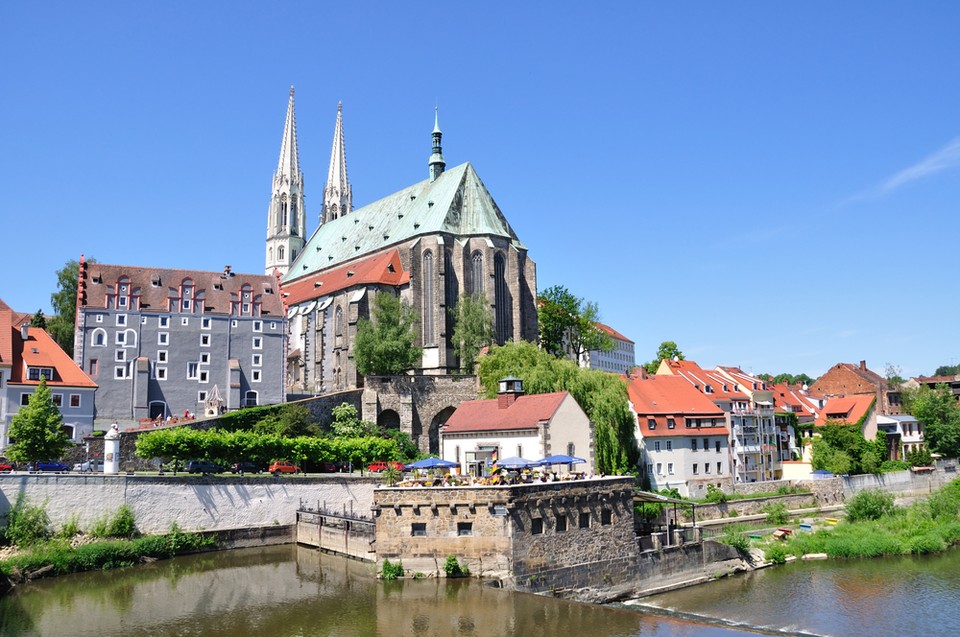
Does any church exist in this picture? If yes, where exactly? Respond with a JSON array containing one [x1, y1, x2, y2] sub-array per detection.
[[266, 89, 538, 394]]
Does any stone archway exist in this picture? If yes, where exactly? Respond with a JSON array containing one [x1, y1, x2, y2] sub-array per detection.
[[429, 406, 457, 455], [378, 409, 401, 431]]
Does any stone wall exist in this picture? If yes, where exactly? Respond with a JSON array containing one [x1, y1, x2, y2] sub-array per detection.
[[0, 474, 376, 534], [691, 492, 819, 521]]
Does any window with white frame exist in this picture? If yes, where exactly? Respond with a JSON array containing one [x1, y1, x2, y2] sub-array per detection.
[[692, 463, 699, 475], [181, 317, 189, 326], [252, 354, 262, 367], [187, 362, 198, 379], [116, 314, 127, 326], [252, 370, 261, 382], [158, 332, 169, 345], [270, 322, 277, 330], [116, 331, 126, 345], [705, 462, 711, 474], [52, 393, 64, 407], [202, 317, 211, 329], [159, 317, 169, 328], [656, 462, 662, 475], [115, 350, 126, 362], [141, 316, 147, 324], [200, 334, 210, 347], [253, 320, 262, 332], [666, 441, 673, 451], [668, 463, 674, 475], [155, 367, 167, 381], [92, 328, 106, 346], [200, 353, 210, 364], [231, 319, 238, 327], [157, 350, 168, 363], [118, 296, 128, 308], [252, 337, 262, 349], [654, 441, 661, 452], [69, 394, 80, 408], [96, 314, 103, 323], [199, 370, 209, 383], [115, 366, 127, 379], [198, 391, 207, 402]]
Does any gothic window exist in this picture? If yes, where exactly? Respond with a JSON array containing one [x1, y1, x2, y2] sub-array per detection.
[[278, 246, 285, 262], [422, 251, 435, 345], [291, 197, 298, 233], [444, 249, 458, 351], [471, 251, 484, 295], [281, 194, 288, 227], [335, 306, 344, 348], [92, 328, 106, 347], [268, 247, 273, 263], [494, 252, 509, 344]]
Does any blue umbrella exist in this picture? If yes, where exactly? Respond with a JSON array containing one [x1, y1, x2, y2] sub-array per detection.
[[405, 457, 460, 470], [539, 454, 587, 465], [496, 456, 542, 470]]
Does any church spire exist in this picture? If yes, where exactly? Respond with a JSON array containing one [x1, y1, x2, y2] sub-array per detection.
[[428, 106, 445, 182], [265, 86, 306, 277], [321, 101, 353, 225]]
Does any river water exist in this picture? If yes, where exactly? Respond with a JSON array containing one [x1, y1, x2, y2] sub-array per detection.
[[2, 545, 958, 637]]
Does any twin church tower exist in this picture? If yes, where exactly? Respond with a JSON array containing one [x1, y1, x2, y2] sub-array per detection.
[[264, 87, 354, 277]]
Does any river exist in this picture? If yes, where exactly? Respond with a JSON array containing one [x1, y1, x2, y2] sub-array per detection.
[[2, 545, 958, 637]]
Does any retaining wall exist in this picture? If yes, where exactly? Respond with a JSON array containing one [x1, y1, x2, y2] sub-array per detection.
[[0, 474, 376, 535]]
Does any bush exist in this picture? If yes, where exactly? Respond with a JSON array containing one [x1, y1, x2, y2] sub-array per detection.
[[719, 526, 750, 553], [443, 555, 469, 577], [879, 460, 910, 473], [2, 493, 51, 547], [705, 484, 728, 504], [763, 502, 790, 525], [380, 558, 404, 580], [107, 505, 137, 538], [846, 489, 896, 522], [56, 514, 81, 540], [764, 543, 788, 564]]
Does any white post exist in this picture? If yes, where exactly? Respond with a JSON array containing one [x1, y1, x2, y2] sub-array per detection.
[[103, 423, 121, 475]]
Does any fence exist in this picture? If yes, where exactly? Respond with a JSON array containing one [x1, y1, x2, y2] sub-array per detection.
[[296, 499, 376, 561]]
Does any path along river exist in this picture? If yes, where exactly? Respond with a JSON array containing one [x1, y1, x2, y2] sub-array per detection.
[[2, 544, 958, 637]]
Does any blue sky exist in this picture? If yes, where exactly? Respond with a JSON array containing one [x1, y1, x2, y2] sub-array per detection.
[[2, 2, 958, 380]]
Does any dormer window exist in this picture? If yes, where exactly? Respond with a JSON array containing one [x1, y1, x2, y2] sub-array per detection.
[[667, 418, 676, 429], [704, 384, 713, 394], [647, 418, 656, 430], [27, 367, 53, 381]]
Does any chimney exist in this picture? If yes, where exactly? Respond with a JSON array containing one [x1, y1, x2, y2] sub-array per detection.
[[20, 322, 29, 342], [639, 367, 648, 380], [497, 376, 524, 409], [860, 360, 867, 371]]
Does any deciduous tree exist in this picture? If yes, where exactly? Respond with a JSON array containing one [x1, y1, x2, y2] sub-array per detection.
[[6, 378, 71, 463], [354, 292, 422, 376], [46, 257, 95, 357], [537, 285, 612, 361], [644, 341, 684, 374], [906, 384, 960, 458], [450, 293, 492, 373]]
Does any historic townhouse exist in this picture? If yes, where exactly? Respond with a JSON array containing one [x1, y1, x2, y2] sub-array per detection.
[[73, 260, 286, 423], [582, 322, 635, 374], [627, 373, 730, 497], [270, 93, 538, 395], [811, 360, 901, 415], [0, 299, 96, 448]]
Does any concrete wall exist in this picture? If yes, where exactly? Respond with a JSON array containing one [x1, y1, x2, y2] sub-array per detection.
[[0, 474, 376, 534]]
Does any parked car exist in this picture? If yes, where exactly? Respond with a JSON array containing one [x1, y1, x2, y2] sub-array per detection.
[[268, 460, 300, 475], [35, 461, 70, 472], [230, 461, 262, 474], [0, 462, 13, 473], [367, 461, 405, 473], [319, 461, 351, 473], [73, 460, 99, 472], [184, 460, 222, 474]]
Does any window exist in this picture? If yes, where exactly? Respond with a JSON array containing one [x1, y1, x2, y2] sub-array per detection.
[[716, 441, 721, 453], [691, 439, 698, 451], [27, 367, 53, 381], [141, 316, 147, 324], [96, 314, 103, 323], [705, 462, 711, 474], [198, 391, 207, 402], [647, 418, 656, 430], [88, 359, 98, 377], [703, 438, 709, 451], [158, 332, 169, 345], [116, 314, 127, 326], [579, 512, 590, 529], [115, 350, 126, 362], [118, 296, 128, 308], [20, 393, 30, 406], [601, 509, 612, 525], [667, 418, 676, 429], [69, 394, 80, 408], [647, 464, 654, 475], [411, 523, 426, 537], [556, 515, 568, 532], [457, 522, 473, 537], [656, 462, 662, 475], [199, 370, 209, 383], [116, 331, 126, 345], [668, 462, 674, 475], [160, 317, 169, 328], [92, 329, 106, 346], [115, 366, 127, 379], [666, 441, 673, 451], [531, 518, 544, 535], [200, 353, 210, 364], [157, 350, 168, 363], [270, 322, 277, 330], [155, 368, 167, 381], [182, 300, 191, 311], [253, 320, 262, 332], [692, 463, 699, 475], [252, 370, 261, 382], [654, 441, 661, 452], [422, 251, 435, 344], [252, 354, 262, 366], [181, 317, 189, 326], [202, 317, 211, 329], [187, 362, 198, 379], [52, 393, 63, 407], [231, 319, 238, 328], [717, 462, 722, 474], [252, 337, 262, 349], [242, 303, 250, 314], [201, 334, 210, 347]]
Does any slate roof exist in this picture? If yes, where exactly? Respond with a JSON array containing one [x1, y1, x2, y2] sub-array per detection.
[[285, 162, 523, 283], [281, 249, 409, 306], [442, 391, 569, 433], [81, 263, 284, 317]]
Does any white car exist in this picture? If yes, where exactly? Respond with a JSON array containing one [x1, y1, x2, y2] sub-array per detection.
[[73, 461, 99, 472]]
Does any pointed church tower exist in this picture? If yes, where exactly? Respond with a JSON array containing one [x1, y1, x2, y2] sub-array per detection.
[[428, 106, 445, 182], [321, 102, 352, 225], [265, 86, 306, 276]]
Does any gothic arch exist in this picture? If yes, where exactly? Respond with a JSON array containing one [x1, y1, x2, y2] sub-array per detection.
[[494, 252, 511, 344], [377, 409, 401, 431], [470, 250, 484, 295], [422, 250, 435, 345], [428, 406, 457, 455]]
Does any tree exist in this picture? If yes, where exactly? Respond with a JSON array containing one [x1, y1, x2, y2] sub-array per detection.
[[329, 403, 376, 438], [537, 285, 612, 361], [934, 365, 960, 377], [354, 292, 421, 376], [644, 341, 684, 374], [450, 293, 492, 373], [885, 363, 905, 390], [252, 404, 319, 437], [46, 257, 95, 357], [477, 340, 638, 475], [30, 310, 47, 330], [907, 384, 960, 458], [5, 378, 71, 463]]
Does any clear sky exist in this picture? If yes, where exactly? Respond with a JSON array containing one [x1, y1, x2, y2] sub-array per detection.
[[2, 2, 958, 380]]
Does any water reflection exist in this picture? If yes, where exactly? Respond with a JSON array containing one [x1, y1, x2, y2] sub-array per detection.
[[2, 545, 753, 637]]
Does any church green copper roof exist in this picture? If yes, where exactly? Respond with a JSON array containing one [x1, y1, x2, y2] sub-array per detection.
[[284, 162, 524, 283]]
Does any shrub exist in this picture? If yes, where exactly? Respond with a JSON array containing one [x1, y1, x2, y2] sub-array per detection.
[[89, 515, 110, 539], [846, 489, 896, 522], [380, 558, 404, 580], [56, 514, 81, 540], [879, 460, 910, 473], [764, 543, 788, 564], [2, 493, 51, 547], [107, 505, 137, 538], [443, 555, 468, 577], [763, 502, 790, 525], [719, 526, 750, 553], [705, 484, 728, 504]]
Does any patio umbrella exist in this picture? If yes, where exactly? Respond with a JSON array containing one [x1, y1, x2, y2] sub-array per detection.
[[496, 456, 542, 470], [539, 454, 587, 465], [405, 457, 460, 470]]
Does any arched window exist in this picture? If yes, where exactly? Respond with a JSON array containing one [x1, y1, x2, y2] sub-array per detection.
[[444, 250, 458, 350], [334, 306, 344, 349], [268, 247, 273, 263], [422, 251, 435, 345], [280, 194, 288, 227], [494, 253, 509, 344], [92, 328, 106, 347], [278, 246, 285, 262], [471, 251, 484, 295], [122, 329, 137, 348], [291, 197, 298, 233]]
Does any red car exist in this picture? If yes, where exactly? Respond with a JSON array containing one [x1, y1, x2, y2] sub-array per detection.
[[367, 461, 405, 473], [0, 463, 13, 473], [268, 460, 300, 475]]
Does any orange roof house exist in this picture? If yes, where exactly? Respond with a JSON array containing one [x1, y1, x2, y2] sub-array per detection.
[[815, 394, 877, 438]]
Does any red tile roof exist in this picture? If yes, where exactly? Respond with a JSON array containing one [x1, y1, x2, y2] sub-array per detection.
[[282, 248, 410, 306], [0, 299, 14, 367], [658, 359, 749, 402], [595, 322, 633, 344], [442, 391, 569, 433], [628, 375, 728, 438], [815, 394, 875, 427], [8, 325, 96, 388]]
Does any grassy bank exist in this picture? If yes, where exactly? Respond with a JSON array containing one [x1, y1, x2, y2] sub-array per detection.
[[762, 479, 960, 562]]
